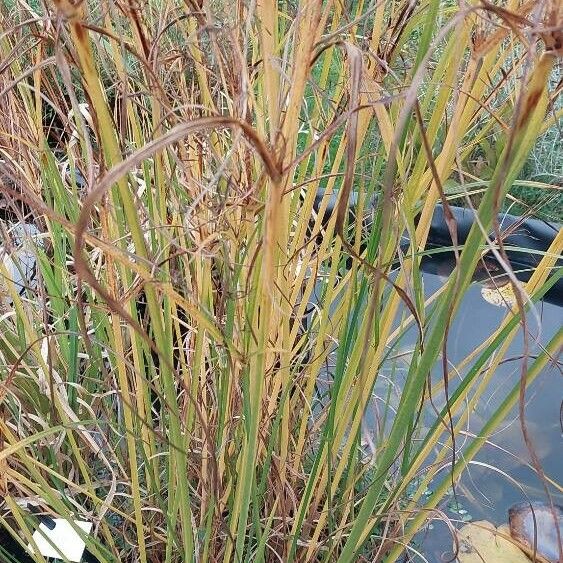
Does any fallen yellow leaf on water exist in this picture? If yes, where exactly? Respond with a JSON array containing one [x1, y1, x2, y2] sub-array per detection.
[[480, 284, 518, 308], [456, 520, 541, 563]]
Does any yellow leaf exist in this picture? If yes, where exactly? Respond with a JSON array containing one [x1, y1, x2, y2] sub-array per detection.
[[456, 520, 534, 563]]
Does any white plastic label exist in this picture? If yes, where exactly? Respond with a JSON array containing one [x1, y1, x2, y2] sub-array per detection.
[[28, 519, 92, 562]]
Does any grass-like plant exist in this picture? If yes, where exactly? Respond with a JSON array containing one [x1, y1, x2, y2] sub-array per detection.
[[0, 1, 561, 561]]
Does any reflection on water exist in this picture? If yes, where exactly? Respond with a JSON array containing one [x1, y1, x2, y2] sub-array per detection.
[[310, 258, 561, 561], [398, 273, 562, 562]]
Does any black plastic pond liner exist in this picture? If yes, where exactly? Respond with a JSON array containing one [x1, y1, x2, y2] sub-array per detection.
[[0, 525, 34, 563], [312, 190, 563, 307], [423, 205, 563, 307]]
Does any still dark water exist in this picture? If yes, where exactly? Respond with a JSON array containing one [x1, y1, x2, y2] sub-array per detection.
[[399, 274, 562, 562], [312, 265, 561, 561]]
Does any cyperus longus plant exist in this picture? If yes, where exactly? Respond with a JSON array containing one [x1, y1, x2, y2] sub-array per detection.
[[0, 0, 561, 561]]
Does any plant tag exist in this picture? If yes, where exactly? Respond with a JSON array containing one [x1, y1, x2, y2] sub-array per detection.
[[28, 519, 92, 562]]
